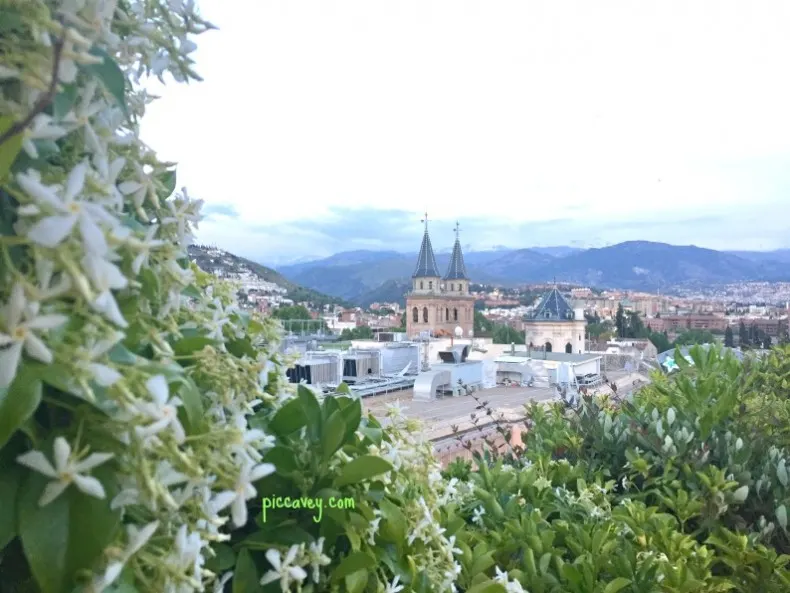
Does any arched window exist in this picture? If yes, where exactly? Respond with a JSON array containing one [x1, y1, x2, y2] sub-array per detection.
[[545, 342, 552, 352], [429, 281, 433, 290], [451, 283, 454, 291], [422, 307, 428, 323], [445, 308, 449, 321], [453, 308, 458, 321], [420, 281, 424, 290], [529, 342, 534, 348], [565, 343, 573, 353], [412, 307, 419, 323]]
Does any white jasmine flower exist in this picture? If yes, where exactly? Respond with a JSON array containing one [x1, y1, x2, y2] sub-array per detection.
[[259, 546, 308, 590], [21, 114, 67, 159], [213, 571, 233, 593], [0, 284, 68, 388], [305, 537, 331, 583], [19, 163, 117, 255], [210, 461, 275, 527], [97, 521, 159, 588], [129, 224, 165, 274], [134, 375, 186, 444], [16, 437, 113, 506], [385, 575, 405, 593], [81, 253, 129, 327], [472, 506, 486, 526]]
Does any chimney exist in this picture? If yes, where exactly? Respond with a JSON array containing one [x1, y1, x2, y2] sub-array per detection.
[[574, 308, 584, 321]]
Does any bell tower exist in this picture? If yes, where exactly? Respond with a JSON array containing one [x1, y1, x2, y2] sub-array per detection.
[[410, 213, 441, 294]]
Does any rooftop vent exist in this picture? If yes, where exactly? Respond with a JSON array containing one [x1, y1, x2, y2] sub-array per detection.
[[438, 345, 470, 364]]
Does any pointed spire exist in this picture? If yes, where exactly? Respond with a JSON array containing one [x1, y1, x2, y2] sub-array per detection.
[[412, 212, 441, 278], [444, 221, 469, 280]]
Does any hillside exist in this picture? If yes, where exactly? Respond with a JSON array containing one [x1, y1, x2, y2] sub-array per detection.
[[272, 241, 790, 303], [188, 245, 348, 307], [520, 241, 789, 288]]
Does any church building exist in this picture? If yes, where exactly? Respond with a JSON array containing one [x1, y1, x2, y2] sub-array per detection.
[[523, 287, 587, 354], [406, 219, 475, 339]]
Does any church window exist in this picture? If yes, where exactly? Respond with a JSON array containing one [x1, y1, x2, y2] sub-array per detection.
[[451, 283, 454, 291], [412, 307, 418, 323], [429, 281, 433, 290], [565, 343, 573, 353], [423, 307, 428, 323], [545, 342, 552, 352], [453, 308, 458, 321], [445, 308, 449, 321], [420, 281, 423, 290]]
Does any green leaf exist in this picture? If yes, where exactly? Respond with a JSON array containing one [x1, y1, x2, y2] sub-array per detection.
[[232, 549, 261, 593], [242, 525, 314, 549], [18, 465, 119, 593], [335, 455, 393, 488], [140, 268, 160, 301], [205, 543, 236, 572], [778, 460, 788, 487], [604, 577, 632, 593], [172, 336, 215, 356], [227, 338, 257, 359], [175, 377, 204, 435], [181, 284, 202, 299], [339, 396, 362, 443], [0, 444, 23, 549], [52, 84, 78, 119], [345, 570, 369, 593], [360, 426, 383, 445], [732, 485, 749, 503], [466, 581, 507, 593], [108, 344, 138, 365], [157, 168, 177, 199], [0, 366, 43, 449], [298, 384, 322, 441], [322, 411, 347, 462], [378, 498, 407, 545], [336, 382, 351, 394], [83, 46, 128, 116], [269, 397, 307, 438], [263, 446, 299, 474], [331, 552, 376, 581], [777, 504, 788, 531], [0, 115, 24, 180]]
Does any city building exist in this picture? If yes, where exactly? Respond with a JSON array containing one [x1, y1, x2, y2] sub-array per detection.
[[406, 220, 475, 338], [523, 287, 587, 354]]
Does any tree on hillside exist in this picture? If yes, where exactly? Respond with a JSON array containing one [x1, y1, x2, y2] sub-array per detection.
[[674, 329, 716, 346], [724, 325, 734, 348], [340, 326, 374, 340], [626, 311, 647, 339], [493, 325, 525, 345], [648, 331, 673, 353], [615, 304, 626, 338], [272, 305, 312, 320], [474, 312, 493, 334], [739, 321, 749, 348]]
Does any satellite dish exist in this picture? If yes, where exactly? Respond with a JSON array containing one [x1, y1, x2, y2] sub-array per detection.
[[454, 326, 463, 337]]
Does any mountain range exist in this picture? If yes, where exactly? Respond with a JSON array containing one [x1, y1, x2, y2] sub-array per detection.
[[271, 242, 790, 306]]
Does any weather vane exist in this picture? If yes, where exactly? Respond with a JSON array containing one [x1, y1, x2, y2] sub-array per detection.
[[454, 221, 461, 239], [421, 211, 429, 231]]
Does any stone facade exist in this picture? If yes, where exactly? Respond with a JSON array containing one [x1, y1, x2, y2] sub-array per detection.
[[524, 319, 587, 354], [406, 293, 475, 338]]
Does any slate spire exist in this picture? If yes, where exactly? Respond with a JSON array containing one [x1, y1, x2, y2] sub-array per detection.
[[532, 287, 574, 320], [412, 213, 441, 278], [443, 221, 469, 280]]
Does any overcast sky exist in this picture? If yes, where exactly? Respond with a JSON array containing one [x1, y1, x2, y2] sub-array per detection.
[[142, 0, 790, 265]]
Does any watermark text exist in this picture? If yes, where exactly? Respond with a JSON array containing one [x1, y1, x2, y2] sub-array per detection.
[[261, 495, 355, 523]]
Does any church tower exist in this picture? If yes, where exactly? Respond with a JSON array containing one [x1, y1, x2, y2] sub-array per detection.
[[405, 217, 475, 339]]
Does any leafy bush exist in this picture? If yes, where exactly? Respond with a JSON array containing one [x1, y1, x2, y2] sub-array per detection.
[[443, 346, 790, 592]]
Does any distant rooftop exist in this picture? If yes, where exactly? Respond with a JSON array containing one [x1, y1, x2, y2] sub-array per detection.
[[528, 287, 575, 321], [510, 351, 601, 363]]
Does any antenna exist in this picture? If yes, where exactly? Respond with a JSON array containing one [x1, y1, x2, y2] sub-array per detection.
[[454, 221, 461, 241], [421, 211, 429, 233]]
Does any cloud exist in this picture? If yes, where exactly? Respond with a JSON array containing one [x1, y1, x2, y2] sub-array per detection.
[[141, 0, 790, 262], [202, 203, 239, 219]]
